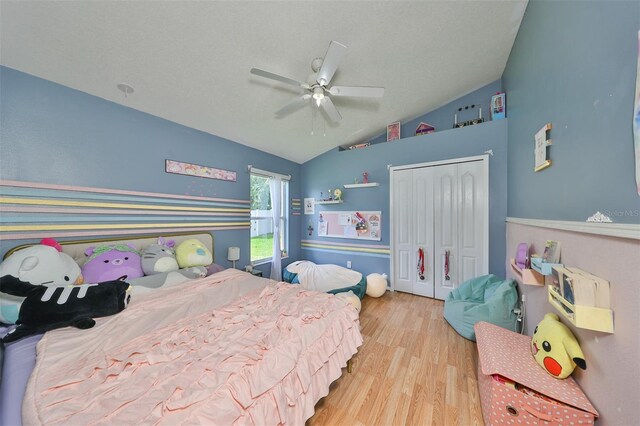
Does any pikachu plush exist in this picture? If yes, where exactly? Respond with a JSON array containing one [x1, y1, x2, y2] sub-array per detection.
[[531, 313, 586, 379]]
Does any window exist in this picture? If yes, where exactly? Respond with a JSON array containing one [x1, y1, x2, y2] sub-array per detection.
[[250, 172, 289, 264]]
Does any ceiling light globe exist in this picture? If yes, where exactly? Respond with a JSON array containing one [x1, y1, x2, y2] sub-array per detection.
[[312, 87, 324, 101]]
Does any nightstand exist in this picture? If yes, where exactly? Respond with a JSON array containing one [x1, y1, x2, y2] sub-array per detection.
[[249, 269, 263, 277]]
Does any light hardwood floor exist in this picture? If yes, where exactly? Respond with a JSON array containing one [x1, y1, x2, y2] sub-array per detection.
[[308, 291, 484, 426]]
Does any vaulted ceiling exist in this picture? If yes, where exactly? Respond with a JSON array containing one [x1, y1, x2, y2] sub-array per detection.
[[1, 1, 527, 163]]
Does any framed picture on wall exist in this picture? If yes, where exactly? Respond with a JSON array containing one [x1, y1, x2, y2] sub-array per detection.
[[387, 121, 401, 141], [304, 198, 315, 215]]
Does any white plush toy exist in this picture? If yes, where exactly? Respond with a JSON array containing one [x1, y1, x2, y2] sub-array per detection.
[[337, 290, 362, 313], [366, 273, 388, 298], [0, 240, 82, 324]]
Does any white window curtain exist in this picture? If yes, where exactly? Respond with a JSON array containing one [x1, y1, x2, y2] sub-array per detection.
[[269, 176, 282, 281]]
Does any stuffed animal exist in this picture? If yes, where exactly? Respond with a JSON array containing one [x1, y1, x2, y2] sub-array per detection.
[[129, 266, 207, 295], [175, 239, 213, 268], [141, 238, 179, 275], [82, 244, 143, 283], [0, 240, 82, 324], [531, 313, 586, 379], [0, 275, 131, 343]]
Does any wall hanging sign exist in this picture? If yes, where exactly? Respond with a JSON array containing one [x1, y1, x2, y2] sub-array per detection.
[[387, 121, 401, 141], [491, 92, 506, 120], [534, 123, 553, 172], [304, 197, 315, 215], [165, 160, 236, 182], [415, 122, 436, 136], [634, 30, 640, 195], [315, 210, 381, 241]]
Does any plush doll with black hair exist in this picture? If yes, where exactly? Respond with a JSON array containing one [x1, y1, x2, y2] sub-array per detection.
[[0, 275, 131, 343]]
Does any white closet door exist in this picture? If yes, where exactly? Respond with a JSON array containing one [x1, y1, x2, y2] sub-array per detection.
[[457, 160, 487, 284], [392, 157, 488, 300], [392, 169, 413, 293], [434, 163, 459, 300], [412, 167, 434, 297]]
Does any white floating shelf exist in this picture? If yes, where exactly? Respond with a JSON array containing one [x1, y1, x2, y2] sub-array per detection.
[[315, 199, 343, 205], [343, 183, 380, 189]]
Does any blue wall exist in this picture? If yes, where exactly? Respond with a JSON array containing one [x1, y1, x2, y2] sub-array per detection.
[[0, 66, 301, 274], [300, 119, 508, 279], [503, 0, 640, 223], [367, 80, 503, 144]]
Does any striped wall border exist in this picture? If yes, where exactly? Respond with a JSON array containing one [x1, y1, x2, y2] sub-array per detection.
[[301, 239, 390, 258], [291, 197, 301, 216], [0, 180, 250, 240]]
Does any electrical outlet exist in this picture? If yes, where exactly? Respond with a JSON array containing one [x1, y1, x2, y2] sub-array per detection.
[[347, 261, 352, 269]]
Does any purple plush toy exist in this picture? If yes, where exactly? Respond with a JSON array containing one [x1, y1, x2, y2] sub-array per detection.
[[82, 244, 143, 284]]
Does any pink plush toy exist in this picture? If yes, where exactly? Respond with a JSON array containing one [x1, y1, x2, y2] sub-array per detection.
[[82, 244, 143, 284]]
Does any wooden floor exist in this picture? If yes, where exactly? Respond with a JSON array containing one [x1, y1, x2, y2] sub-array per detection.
[[308, 291, 484, 426]]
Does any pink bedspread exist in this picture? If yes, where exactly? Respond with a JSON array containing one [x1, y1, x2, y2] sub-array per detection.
[[22, 269, 362, 425]]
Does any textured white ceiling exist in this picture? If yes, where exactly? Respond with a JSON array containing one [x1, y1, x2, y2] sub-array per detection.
[[0, 1, 527, 164]]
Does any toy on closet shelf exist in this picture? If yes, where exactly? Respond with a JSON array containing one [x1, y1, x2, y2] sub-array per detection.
[[531, 313, 586, 379], [0, 238, 83, 324], [82, 244, 144, 284]]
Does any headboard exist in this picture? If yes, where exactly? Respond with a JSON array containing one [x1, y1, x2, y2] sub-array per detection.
[[3, 232, 214, 266]]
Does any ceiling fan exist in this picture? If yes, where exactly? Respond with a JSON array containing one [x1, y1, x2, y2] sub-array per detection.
[[250, 41, 385, 123]]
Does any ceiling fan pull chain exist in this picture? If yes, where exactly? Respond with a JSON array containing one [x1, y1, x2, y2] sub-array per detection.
[[310, 106, 315, 135], [323, 115, 326, 137]]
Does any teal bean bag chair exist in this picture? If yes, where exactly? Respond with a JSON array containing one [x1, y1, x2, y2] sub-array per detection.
[[443, 274, 518, 341]]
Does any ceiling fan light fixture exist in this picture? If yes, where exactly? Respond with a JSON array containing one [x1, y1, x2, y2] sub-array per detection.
[[312, 87, 324, 106]]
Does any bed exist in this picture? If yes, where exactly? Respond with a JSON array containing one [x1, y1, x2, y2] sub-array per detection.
[[0, 234, 362, 425], [283, 261, 367, 299]]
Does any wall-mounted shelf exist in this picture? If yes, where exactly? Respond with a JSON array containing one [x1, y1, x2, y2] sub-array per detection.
[[315, 199, 343, 205], [548, 286, 614, 333], [343, 182, 380, 189], [509, 258, 544, 286]]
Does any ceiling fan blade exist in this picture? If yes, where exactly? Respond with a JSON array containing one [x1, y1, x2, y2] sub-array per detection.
[[275, 94, 311, 117], [320, 97, 342, 123], [251, 68, 310, 89], [316, 41, 347, 86], [329, 86, 385, 98]]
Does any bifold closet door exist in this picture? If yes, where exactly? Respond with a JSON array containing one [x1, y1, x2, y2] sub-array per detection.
[[392, 169, 414, 293], [412, 166, 434, 297], [392, 167, 434, 297], [433, 164, 458, 300], [434, 160, 486, 300], [392, 158, 486, 300]]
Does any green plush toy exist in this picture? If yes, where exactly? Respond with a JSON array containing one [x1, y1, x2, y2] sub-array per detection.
[[175, 239, 213, 268], [531, 313, 586, 379]]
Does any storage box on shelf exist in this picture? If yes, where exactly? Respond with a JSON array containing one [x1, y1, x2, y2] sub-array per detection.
[[530, 257, 563, 276], [475, 321, 598, 425]]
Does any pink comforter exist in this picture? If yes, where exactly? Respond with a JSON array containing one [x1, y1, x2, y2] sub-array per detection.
[[23, 269, 362, 425]]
